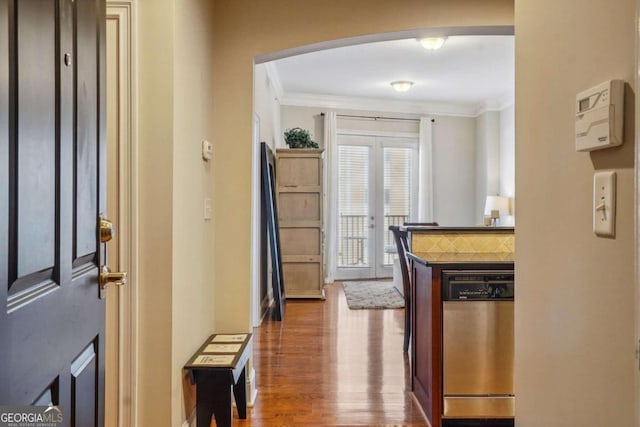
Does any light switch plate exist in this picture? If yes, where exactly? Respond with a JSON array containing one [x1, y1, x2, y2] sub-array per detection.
[[203, 197, 212, 220], [593, 171, 616, 237]]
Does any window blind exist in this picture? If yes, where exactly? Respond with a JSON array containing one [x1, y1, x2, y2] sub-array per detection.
[[337, 145, 370, 267]]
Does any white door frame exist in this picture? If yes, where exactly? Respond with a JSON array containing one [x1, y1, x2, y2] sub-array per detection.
[[106, 2, 138, 426], [636, 0, 640, 423], [332, 130, 419, 280], [251, 113, 262, 327], [635, 0, 640, 420]]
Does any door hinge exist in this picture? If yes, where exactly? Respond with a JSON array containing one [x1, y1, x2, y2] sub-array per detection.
[[636, 339, 640, 370]]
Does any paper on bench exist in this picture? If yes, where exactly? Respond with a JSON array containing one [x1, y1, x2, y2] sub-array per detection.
[[193, 354, 235, 366], [211, 334, 247, 343], [204, 343, 242, 353]]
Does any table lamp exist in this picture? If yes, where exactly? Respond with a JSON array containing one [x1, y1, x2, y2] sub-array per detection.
[[484, 195, 510, 226]]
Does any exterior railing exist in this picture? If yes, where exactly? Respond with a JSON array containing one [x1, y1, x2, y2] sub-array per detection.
[[338, 214, 408, 266], [338, 215, 368, 266], [383, 215, 408, 265]]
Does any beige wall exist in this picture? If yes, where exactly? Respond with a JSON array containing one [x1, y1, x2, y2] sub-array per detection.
[[254, 64, 281, 150], [472, 108, 515, 225], [515, 0, 636, 425], [432, 115, 477, 225], [137, 0, 215, 425], [499, 105, 515, 199], [280, 105, 324, 149], [499, 105, 515, 225], [253, 64, 281, 313], [137, 1, 174, 425], [475, 111, 501, 222], [212, 0, 515, 333], [172, 0, 216, 425]]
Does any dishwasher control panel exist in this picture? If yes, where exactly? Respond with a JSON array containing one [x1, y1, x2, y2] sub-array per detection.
[[443, 270, 514, 301]]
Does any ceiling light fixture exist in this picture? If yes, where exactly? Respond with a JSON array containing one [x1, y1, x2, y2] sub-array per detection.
[[390, 80, 413, 92], [419, 37, 447, 50]]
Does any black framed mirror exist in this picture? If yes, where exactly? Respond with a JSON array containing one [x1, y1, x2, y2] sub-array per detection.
[[260, 142, 285, 320]]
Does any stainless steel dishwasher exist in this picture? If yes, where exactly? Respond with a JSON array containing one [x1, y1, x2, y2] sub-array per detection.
[[442, 270, 515, 422]]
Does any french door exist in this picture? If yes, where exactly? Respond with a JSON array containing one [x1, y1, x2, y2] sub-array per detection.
[[334, 134, 418, 280]]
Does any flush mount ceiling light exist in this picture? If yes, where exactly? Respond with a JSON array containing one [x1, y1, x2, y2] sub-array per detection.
[[390, 80, 414, 92], [419, 37, 447, 50]]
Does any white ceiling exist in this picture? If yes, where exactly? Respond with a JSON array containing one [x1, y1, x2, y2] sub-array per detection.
[[269, 35, 514, 112]]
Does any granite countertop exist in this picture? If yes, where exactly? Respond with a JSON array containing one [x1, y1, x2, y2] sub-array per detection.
[[408, 251, 515, 267]]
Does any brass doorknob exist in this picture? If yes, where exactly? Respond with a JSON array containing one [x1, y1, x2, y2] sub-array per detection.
[[100, 265, 127, 289], [100, 218, 115, 242]]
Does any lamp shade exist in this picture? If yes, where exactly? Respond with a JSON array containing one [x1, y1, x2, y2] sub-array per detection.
[[484, 195, 510, 217]]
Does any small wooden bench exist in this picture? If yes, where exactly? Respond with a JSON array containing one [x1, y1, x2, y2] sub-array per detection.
[[184, 333, 253, 427]]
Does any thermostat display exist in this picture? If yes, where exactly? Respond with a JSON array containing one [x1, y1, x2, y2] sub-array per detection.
[[578, 97, 590, 112], [575, 79, 624, 152]]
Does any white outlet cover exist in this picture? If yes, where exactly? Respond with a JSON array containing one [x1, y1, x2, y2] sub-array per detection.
[[593, 171, 616, 237]]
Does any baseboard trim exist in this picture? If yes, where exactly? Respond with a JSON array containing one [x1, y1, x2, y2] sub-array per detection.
[[249, 387, 258, 408], [245, 366, 258, 407], [182, 408, 195, 427]]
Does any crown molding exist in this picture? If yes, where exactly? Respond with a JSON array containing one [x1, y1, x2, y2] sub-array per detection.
[[474, 93, 515, 116], [265, 64, 513, 118], [280, 92, 482, 117], [497, 92, 515, 111]]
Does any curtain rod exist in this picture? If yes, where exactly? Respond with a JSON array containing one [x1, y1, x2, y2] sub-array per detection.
[[321, 112, 434, 123]]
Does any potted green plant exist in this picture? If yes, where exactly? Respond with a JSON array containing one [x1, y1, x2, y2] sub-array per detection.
[[283, 127, 319, 149]]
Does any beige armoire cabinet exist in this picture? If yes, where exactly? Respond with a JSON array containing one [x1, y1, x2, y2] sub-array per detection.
[[275, 149, 325, 299]]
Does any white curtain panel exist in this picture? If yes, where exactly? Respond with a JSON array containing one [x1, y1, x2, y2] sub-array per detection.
[[323, 111, 337, 283], [418, 117, 434, 222]]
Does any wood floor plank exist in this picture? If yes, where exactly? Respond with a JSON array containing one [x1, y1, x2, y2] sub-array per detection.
[[220, 282, 428, 427]]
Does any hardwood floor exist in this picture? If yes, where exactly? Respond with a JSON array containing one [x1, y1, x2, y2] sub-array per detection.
[[232, 282, 429, 427]]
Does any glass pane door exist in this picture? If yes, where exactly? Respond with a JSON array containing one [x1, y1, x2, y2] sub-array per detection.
[[377, 142, 417, 277], [334, 135, 418, 280], [336, 140, 375, 279]]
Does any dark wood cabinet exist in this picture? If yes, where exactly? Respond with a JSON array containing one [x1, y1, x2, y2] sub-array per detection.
[[410, 256, 443, 427], [408, 253, 515, 427]]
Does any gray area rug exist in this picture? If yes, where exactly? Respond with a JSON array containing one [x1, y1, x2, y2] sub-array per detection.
[[342, 281, 405, 309]]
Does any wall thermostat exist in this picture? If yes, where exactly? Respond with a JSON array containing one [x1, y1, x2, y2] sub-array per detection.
[[575, 79, 624, 152], [202, 140, 213, 161]]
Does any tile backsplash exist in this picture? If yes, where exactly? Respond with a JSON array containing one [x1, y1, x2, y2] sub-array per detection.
[[411, 233, 514, 253]]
